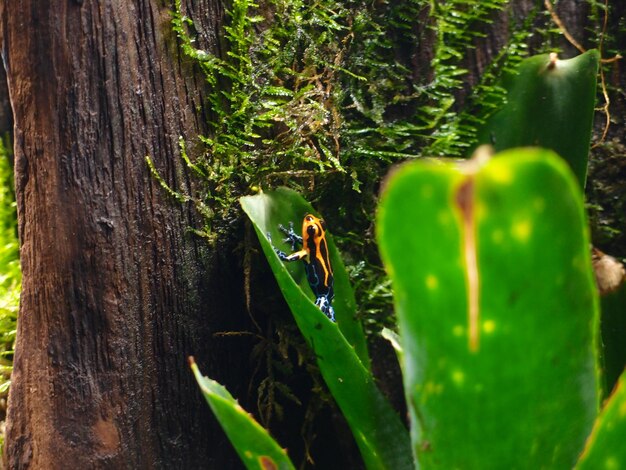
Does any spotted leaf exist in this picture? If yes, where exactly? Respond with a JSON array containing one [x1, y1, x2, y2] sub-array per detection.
[[377, 148, 599, 468]]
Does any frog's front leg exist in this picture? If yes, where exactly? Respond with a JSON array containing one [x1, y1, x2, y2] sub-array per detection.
[[267, 231, 307, 262], [279, 221, 303, 251]]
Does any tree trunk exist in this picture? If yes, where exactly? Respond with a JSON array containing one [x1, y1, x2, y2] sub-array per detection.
[[0, 62, 11, 139], [1, 0, 252, 467]]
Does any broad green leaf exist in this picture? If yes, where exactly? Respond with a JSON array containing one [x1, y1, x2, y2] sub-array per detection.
[[576, 371, 626, 469], [190, 358, 295, 470], [378, 148, 599, 468], [477, 50, 599, 188], [241, 188, 412, 470]]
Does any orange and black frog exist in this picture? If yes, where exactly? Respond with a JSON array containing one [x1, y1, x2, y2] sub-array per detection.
[[268, 214, 335, 322]]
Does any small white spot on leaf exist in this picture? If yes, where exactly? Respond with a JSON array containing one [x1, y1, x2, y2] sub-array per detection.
[[487, 164, 513, 184], [451, 370, 465, 386], [426, 274, 439, 290], [512, 220, 532, 242], [604, 457, 619, 470], [482, 320, 496, 334]]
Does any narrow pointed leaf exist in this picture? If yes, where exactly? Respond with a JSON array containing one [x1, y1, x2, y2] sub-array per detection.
[[477, 50, 599, 187], [577, 372, 626, 469], [241, 188, 412, 470], [241, 187, 369, 365], [190, 359, 296, 470], [378, 148, 599, 468]]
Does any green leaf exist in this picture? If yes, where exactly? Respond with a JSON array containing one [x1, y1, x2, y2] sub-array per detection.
[[599, 282, 626, 398], [377, 148, 599, 468], [241, 188, 412, 470], [241, 187, 369, 365], [477, 50, 600, 188], [576, 372, 626, 469], [190, 358, 296, 470], [381, 327, 404, 375]]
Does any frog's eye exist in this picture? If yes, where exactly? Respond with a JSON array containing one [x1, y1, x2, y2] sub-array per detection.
[[305, 215, 314, 222], [320, 219, 326, 231]]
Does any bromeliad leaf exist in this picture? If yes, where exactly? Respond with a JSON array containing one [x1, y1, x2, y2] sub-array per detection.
[[377, 148, 599, 468], [576, 371, 626, 469], [240, 188, 412, 470], [190, 358, 296, 470], [241, 187, 368, 365], [476, 50, 600, 188]]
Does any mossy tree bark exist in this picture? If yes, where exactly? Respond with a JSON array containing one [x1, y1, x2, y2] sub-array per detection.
[[0, 1, 253, 468]]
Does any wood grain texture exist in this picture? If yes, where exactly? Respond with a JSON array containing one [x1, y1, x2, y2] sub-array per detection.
[[0, 0, 251, 468]]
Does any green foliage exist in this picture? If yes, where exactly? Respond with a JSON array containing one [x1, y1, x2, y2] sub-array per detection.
[[377, 148, 599, 467], [576, 372, 626, 470], [167, 0, 537, 340], [330, 0, 529, 160], [0, 137, 18, 401], [171, 0, 621, 466], [169, 0, 528, 224], [190, 358, 296, 470], [476, 50, 600, 188], [215, 150, 614, 469], [240, 189, 412, 469], [599, 283, 626, 400], [241, 189, 369, 365], [418, 0, 514, 156], [171, 0, 349, 221], [224, 51, 604, 467]]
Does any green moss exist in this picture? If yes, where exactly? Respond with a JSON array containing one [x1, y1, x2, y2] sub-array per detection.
[[0, 135, 19, 409], [169, 0, 533, 209], [166, 0, 550, 330]]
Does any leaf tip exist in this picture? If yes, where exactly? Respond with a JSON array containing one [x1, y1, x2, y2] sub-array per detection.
[[547, 52, 559, 70]]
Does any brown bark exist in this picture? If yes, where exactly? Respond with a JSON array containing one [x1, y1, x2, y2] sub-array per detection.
[[0, 65, 11, 138], [1, 0, 251, 468]]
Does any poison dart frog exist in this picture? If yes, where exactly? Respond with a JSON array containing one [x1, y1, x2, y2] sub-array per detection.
[[268, 214, 335, 322]]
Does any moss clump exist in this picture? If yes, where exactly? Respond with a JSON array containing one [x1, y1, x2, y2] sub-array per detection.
[[169, 0, 531, 226]]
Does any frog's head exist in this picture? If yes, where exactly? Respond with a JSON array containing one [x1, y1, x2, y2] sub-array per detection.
[[302, 214, 326, 240]]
